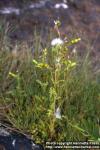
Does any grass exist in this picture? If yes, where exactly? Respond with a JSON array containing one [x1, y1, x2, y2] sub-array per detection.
[[0, 22, 100, 147]]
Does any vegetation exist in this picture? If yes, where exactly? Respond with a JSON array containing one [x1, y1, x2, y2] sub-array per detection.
[[0, 21, 100, 147]]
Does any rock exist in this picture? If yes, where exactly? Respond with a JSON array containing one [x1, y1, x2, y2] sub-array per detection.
[[0, 127, 44, 150]]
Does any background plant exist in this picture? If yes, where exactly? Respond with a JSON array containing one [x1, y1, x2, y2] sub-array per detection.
[[0, 22, 100, 146]]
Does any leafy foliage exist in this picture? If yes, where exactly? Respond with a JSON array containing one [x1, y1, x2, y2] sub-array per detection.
[[0, 22, 100, 146]]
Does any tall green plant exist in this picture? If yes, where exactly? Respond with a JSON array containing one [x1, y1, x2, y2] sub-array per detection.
[[0, 21, 99, 145]]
